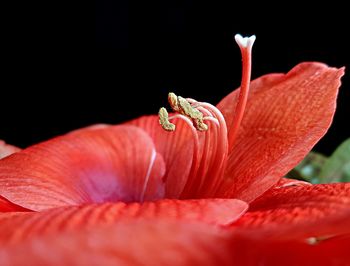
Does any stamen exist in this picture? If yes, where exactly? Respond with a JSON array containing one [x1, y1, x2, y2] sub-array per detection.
[[162, 93, 209, 131], [167, 114, 201, 194], [203, 116, 220, 126], [168, 92, 180, 112], [179, 99, 229, 198], [228, 34, 256, 152], [159, 107, 176, 131], [167, 114, 200, 164], [195, 102, 229, 196], [159, 93, 229, 198], [177, 96, 208, 131], [182, 99, 220, 195], [193, 117, 219, 192], [199, 102, 228, 150]]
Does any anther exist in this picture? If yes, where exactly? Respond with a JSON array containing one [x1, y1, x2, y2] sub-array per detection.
[[177, 96, 208, 131], [159, 107, 176, 131], [160, 92, 209, 132], [168, 92, 180, 112]]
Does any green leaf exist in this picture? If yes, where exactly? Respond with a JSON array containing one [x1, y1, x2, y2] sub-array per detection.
[[319, 138, 350, 183], [340, 163, 350, 182], [287, 138, 350, 184], [286, 152, 327, 183]]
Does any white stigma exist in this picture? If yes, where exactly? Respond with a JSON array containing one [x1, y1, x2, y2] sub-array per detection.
[[234, 34, 256, 49]]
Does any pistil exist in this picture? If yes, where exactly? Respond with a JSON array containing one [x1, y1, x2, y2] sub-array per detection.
[[228, 34, 256, 152]]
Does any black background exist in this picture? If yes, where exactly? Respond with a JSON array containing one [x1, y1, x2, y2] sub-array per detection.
[[1, 1, 349, 155]]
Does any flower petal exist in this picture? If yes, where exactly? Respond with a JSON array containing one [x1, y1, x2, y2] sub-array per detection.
[[0, 125, 166, 211], [217, 63, 344, 201], [0, 196, 29, 212], [0, 219, 234, 266], [231, 183, 350, 240], [0, 141, 20, 160], [129, 115, 195, 198], [229, 232, 350, 266], [1, 199, 347, 266], [228, 183, 350, 264], [0, 198, 247, 244]]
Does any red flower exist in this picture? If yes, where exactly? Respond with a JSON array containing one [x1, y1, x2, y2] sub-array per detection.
[[0, 35, 348, 265]]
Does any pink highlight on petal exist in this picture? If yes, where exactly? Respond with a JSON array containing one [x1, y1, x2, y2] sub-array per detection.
[[0, 141, 20, 160], [140, 149, 157, 202]]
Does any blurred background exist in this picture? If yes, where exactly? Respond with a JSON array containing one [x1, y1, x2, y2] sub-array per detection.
[[1, 1, 349, 155]]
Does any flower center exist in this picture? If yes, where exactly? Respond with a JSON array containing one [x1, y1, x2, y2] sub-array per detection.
[[159, 92, 229, 198], [157, 34, 255, 199]]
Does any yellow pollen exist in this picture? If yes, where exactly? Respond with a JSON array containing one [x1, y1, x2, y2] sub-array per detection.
[[168, 92, 180, 112], [159, 107, 176, 131], [159, 93, 208, 131], [177, 97, 208, 131]]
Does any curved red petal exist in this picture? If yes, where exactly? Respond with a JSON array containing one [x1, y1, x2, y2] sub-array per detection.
[[229, 233, 350, 266], [129, 115, 195, 198], [217, 63, 344, 201], [1, 201, 347, 265], [0, 141, 20, 160], [232, 183, 350, 240], [0, 196, 30, 212], [0, 198, 247, 244], [0, 125, 166, 211], [0, 219, 234, 266]]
